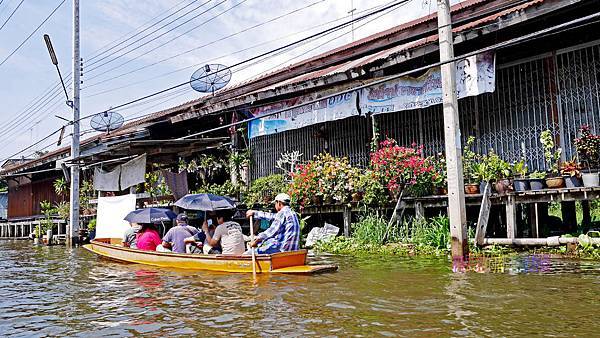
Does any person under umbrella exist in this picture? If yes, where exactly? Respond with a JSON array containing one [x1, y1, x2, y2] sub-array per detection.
[[161, 213, 199, 254]]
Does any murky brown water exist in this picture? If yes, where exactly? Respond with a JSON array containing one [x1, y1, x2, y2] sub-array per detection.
[[0, 240, 599, 337]]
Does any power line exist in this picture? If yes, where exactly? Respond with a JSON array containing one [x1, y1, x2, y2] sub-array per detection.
[[86, 0, 243, 75], [84, 0, 217, 71], [4, 0, 581, 162], [0, 0, 66, 67], [83, 0, 328, 87], [78, 0, 411, 122], [83, 0, 393, 96], [0, 0, 24, 31], [86, 0, 201, 62]]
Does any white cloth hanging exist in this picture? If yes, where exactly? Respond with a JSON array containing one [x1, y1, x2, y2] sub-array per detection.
[[95, 194, 136, 239], [93, 167, 121, 192], [120, 154, 147, 189]]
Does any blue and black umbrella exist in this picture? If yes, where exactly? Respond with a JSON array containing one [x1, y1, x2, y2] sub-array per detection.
[[124, 208, 177, 224], [174, 193, 236, 211]]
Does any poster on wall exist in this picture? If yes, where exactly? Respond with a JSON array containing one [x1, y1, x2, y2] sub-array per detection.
[[359, 52, 496, 114], [247, 52, 495, 138], [248, 91, 359, 139]]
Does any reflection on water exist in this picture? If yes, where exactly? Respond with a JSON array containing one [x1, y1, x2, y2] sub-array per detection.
[[0, 240, 599, 336]]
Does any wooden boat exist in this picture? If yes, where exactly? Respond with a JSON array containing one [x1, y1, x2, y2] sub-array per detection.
[[83, 238, 337, 274]]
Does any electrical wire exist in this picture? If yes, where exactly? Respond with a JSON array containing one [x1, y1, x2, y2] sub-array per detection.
[[3, 0, 584, 162], [85, 0, 202, 62], [82, 0, 329, 89], [84, 0, 219, 72], [0, 0, 23, 31], [0, 0, 66, 67], [77, 0, 411, 122], [85, 0, 246, 75]]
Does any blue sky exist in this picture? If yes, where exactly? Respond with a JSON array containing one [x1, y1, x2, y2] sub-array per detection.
[[0, 0, 462, 161]]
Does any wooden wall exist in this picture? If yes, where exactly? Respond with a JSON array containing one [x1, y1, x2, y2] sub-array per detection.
[[7, 176, 62, 219]]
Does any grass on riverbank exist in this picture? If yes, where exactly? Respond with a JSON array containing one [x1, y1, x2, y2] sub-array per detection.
[[312, 213, 600, 260]]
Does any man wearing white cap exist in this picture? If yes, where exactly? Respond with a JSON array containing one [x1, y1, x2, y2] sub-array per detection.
[[246, 193, 300, 254]]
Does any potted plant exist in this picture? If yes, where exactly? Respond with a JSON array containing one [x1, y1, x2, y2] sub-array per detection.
[[560, 160, 582, 188], [431, 155, 447, 195], [482, 149, 512, 194], [540, 130, 564, 188], [512, 160, 529, 191], [529, 171, 546, 190], [462, 136, 480, 194], [574, 125, 600, 187]]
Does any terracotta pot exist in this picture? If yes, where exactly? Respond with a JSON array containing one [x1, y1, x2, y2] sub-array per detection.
[[494, 179, 512, 194], [351, 192, 363, 202], [464, 183, 480, 195], [545, 176, 565, 189], [433, 187, 447, 195]]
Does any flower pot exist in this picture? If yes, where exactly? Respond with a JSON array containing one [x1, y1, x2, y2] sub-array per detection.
[[464, 183, 480, 195], [513, 178, 530, 192], [493, 179, 512, 194], [311, 195, 322, 206], [529, 178, 545, 190], [563, 175, 583, 188], [582, 172, 599, 187], [351, 192, 363, 203], [324, 196, 334, 205], [545, 176, 564, 189], [433, 187, 447, 195]]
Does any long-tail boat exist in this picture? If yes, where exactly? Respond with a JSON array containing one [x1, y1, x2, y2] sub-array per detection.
[[83, 238, 337, 274]]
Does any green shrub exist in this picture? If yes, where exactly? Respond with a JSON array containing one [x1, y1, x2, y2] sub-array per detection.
[[244, 174, 287, 207], [351, 213, 389, 244]]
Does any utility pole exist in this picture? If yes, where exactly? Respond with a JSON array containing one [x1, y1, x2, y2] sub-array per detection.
[[437, 0, 468, 260], [68, 0, 81, 247]]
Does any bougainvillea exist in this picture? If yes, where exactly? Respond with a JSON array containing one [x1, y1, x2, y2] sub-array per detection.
[[370, 138, 437, 197]]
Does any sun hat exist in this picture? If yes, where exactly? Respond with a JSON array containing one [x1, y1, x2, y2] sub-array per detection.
[[273, 193, 291, 205]]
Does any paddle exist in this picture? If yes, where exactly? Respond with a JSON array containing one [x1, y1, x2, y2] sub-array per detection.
[[249, 215, 257, 278]]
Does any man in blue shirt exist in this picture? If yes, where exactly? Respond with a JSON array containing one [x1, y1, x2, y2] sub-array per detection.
[[246, 193, 300, 254]]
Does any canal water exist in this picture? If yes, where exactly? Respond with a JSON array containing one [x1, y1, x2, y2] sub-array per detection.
[[1, 240, 599, 337]]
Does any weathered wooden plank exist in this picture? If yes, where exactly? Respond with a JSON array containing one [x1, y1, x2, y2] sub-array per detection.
[[506, 195, 517, 239], [475, 182, 491, 246]]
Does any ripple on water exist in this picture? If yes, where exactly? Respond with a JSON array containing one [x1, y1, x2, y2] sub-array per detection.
[[0, 240, 599, 336]]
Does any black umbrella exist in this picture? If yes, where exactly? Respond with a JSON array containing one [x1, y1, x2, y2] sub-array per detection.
[[174, 193, 236, 211], [124, 208, 177, 224]]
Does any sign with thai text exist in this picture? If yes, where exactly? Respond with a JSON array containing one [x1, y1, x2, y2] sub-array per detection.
[[359, 52, 496, 114]]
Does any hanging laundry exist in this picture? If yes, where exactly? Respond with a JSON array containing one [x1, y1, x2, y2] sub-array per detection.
[[161, 169, 189, 200], [93, 167, 121, 191], [120, 154, 147, 189]]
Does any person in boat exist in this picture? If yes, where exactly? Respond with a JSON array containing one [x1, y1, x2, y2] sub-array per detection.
[[184, 215, 221, 254], [136, 223, 162, 251], [201, 209, 245, 255], [245, 193, 300, 254], [122, 222, 141, 248], [162, 213, 199, 254]]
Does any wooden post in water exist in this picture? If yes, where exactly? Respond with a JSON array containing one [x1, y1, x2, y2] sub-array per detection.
[[437, 0, 468, 259]]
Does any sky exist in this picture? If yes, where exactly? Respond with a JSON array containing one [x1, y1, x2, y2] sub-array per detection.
[[0, 0, 463, 161]]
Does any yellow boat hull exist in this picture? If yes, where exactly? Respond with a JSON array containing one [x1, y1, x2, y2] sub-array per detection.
[[84, 239, 337, 274]]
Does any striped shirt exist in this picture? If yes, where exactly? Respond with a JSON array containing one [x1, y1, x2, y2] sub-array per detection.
[[254, 206, 300, 253]]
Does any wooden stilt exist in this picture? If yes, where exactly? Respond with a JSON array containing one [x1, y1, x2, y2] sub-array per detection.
[[506, 195, 517, 240]]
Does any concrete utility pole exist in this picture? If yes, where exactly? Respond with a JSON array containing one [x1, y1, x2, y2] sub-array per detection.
[[68, 0, 81, 247], [437, 0, 468, 260]]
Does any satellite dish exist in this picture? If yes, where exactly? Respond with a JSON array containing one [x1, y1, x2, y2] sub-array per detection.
[[190, 64, 232, 94], [90, 111, 124, 134]]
